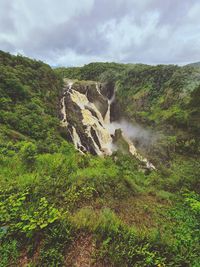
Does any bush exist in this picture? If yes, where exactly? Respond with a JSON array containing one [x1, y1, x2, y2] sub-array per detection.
[[71, 207, 97, 230], [20, 141, 37, 166]]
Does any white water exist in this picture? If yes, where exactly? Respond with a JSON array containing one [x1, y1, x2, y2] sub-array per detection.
[[61, 81, 155, 169], [96, 82, 102, 95], [67, 84, 113, 155], [104, 101, 110, 125], [104, 92, 115, 125], [60, 81, 73, 127], [121, 132, 155, 170], [61, 96, 68, 127], [72, 126, 85, 154], [67, 81, 73, 92]]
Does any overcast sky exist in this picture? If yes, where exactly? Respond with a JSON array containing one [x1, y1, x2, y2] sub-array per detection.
[[0, 0, 200, 66]]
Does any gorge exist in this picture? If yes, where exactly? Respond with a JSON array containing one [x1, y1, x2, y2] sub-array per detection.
[[60, 79, 155, 170], [1, 50, 200, 266]]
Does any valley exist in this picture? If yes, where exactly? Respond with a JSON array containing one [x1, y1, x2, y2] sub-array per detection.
[[0, 51, 200, 266]]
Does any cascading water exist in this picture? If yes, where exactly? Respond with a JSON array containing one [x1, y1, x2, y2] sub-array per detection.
[[61, 80, 113, 156], [120, 132, 155, 170], [71, 126, 85, 154], [104, 92, 115, 125], [61, 96, 68, 127], [95, 82, 102, 95], [60, 80, 155, 169], [60, 81, 73, 127]]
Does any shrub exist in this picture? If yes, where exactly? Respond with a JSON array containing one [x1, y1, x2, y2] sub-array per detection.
[[70, 207, 97, 230], [95, 208, 124, 237], [20, 141, 37, 166], [155, 190, 174, 202], [39, 221, 73, 267], [0, 239, 19, 267], [39, 247, 64, 267], [0, 192, 61, 237], [64, 185, 96, 210]]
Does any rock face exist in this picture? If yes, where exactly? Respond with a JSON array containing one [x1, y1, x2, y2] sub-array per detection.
[[60, 80, 112, 155], [113, 129, 155, 170], [60, 79, 155, 169]]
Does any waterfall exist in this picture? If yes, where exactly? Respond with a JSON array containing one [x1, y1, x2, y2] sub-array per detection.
[[60, 80, 155, 169], [72, 126, 85, 154], [104, 100, 110, 125], [96, 82, 102, 95], [61, 96, 68, 127], [61, 81, 113, 155], [60, 81, 73, 127], [70, 89, 113, 155], [121, 133, 155, 170], [104, 89, 115, 125]]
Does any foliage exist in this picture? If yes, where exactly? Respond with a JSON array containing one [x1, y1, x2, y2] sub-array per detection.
[[0, 239, 19, 267], [95, 209, 166, 266], [57, 61, 200, 159], [0, 51, 200, 266], [0, 191, 61, 237], [20, 141, 37, 166], [55, 62, 127, 81], [39, 221, 73, 267], [0, 50, 63, 144], [164, 193, 200, 266]]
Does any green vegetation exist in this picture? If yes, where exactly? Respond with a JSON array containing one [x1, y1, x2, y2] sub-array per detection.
[[0, 50, 63, 147], [55, 62, 128, 81], [0, 51, 200, 266], [57, 62, 200, 158]]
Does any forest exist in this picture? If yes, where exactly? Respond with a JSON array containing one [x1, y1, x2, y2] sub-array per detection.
[[0, 50, 200, 266]]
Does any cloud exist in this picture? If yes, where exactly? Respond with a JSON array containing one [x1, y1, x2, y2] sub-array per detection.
[[0, 0, 200, 66]]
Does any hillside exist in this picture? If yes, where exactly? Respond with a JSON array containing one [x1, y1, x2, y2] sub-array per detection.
[[186, 62, 200, 67], [0, 50, 64, 149], [0, 51, 200, 267], [56, 63, 200, 163]]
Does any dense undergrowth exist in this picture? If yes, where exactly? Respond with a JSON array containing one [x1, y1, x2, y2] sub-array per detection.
[[0, 51, 200, 266], [0, 140, 200, 266]]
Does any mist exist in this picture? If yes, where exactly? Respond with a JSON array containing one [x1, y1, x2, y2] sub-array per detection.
[[107, 119, 157, 148]]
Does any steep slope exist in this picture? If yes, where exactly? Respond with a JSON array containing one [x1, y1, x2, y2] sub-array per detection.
[[60, 79, 111, 155], [0, 50, 63, 152], [56, 63, 200, 164], [60, 79, 155, 169]]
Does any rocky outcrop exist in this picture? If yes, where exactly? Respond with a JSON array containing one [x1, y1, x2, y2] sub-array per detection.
[[60, 79, 155, 169], [72, 80, 108, 117], [113, 129, 155, 170], [60, 80, 112, 155]]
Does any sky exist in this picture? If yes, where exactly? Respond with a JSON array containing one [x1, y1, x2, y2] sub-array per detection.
[[0, 0, 200, 66]]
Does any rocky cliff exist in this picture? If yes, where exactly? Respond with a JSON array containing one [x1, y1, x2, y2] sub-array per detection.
[[60, 79, 155, 169]]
